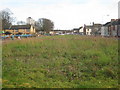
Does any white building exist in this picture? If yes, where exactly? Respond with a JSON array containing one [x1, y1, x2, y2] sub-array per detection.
[[85, 25, 92, 35], [101, 22, 110, 37], [79, 27, 84, 35], [26, 17, 35, 25], [86, 29, 92, 35]]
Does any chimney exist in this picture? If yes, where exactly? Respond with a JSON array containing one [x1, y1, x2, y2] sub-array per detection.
[[111, 19, 116, 22], [92, 22, 94, 26]]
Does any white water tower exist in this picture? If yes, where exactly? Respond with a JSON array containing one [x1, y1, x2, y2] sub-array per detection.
[[26, 17, 35, 25]]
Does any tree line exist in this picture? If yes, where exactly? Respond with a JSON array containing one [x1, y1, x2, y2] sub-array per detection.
[[0, 8, 54, 33]]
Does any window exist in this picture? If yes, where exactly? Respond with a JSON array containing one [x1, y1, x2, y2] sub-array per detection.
[[112, 26, 115, 30], [26, 29, 30, 32]]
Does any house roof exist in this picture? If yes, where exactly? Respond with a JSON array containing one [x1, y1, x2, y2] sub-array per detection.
[[111, 19, 120, 25], [85, 25, 93, 29], [5, 24, 31, 30], [93, 24, 102, 27], [104, 19, 120, 26], [73, 28, 79, 30], [73, 27, 83, 30], [103, 22, 111, 26], [51, 30, 72, 31], [118, 19, 120, 24]]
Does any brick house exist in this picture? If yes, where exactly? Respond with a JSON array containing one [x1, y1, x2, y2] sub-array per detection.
[[101, 19, 120, 37]]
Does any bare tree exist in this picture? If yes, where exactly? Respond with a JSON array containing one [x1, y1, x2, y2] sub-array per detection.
[[37, 18, 54, 33], [17, 21, 26, 25], [0, 8, 15, 30]]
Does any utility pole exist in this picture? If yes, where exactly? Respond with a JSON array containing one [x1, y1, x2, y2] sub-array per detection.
[[92, 22, 94, 36], [118, 1, 120, 37], [118, 1, 120, 19]]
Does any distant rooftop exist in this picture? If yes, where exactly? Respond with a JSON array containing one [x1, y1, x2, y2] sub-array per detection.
[[103, 19, 120, 26], [4, 24, 32, 30]]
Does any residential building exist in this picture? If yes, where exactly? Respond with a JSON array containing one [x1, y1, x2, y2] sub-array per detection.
[[79, 27, 84, 35], [92, 24, 102, 35], [83, 23, 102, 36], [73, 27, 83, 34], [4, 24, 36, 35], [101, 19, 120, 37], [109, 19, 117, 36], [110, 19, 120, 37], [83, 25, 92, 35], [101, 22, 110, 36]]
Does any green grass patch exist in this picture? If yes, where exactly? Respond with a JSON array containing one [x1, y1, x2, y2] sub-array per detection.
[[2, 35, 119, 88]]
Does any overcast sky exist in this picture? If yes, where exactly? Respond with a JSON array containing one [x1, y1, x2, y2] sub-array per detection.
[[0, 0, 119, 29]]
